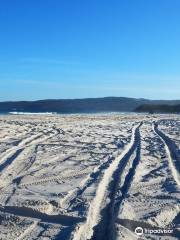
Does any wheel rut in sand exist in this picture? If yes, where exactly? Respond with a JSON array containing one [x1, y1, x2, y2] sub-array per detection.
[[153, 122, 180, 186], [72, 122, 142, 240], [60, 155, 115, 210], [0, 148, 24, 173], [0, 205, 85, 226], [0, 128, 61, 188]]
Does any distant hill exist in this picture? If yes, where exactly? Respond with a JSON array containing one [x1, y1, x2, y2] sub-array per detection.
[[135, 104, 180, 113], [0, 97, 180, 113]]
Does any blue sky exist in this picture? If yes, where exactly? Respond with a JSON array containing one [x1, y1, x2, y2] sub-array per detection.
[[0, 0, 180, 100]]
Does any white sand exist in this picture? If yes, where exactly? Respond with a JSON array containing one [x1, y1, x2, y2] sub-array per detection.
[[0, 114, 179, 240]]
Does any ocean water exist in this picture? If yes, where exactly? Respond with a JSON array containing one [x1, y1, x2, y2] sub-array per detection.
[[0, 111, 138, 116]]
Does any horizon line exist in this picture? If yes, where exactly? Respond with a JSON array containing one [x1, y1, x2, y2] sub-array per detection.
[[0, 96, 180, 102]]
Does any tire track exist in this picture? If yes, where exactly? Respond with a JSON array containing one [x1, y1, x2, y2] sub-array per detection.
[[153, 122, 180, 186], [0, 205, 85, 226], [0, 149, 24, 173], [16, 221, 38, 240], [61, 138, 133, 211], [20, 168, 92, 187], [0, 134, 43, 174], [0, 128, 61, 204], [72, 122, 142, 240], [0, 128, 60, 178], [60, 155, 116, 209]]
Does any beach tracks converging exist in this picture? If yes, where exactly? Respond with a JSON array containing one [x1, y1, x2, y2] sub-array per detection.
[[0, 115, 179, 240], [73, 123, 142, 240]]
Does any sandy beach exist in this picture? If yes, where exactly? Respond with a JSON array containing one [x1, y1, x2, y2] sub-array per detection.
[[0, 114, 179, 240]]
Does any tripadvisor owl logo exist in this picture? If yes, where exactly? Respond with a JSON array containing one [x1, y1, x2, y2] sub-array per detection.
[[135, 227, 144, 236]]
